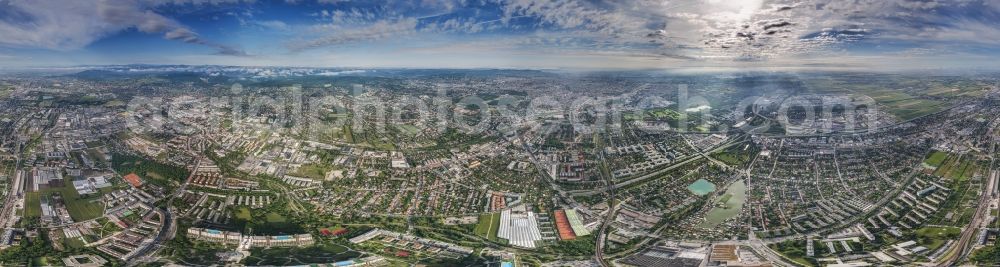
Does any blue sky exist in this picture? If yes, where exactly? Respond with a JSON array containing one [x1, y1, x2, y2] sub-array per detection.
[[1, 0, 1000, 70]]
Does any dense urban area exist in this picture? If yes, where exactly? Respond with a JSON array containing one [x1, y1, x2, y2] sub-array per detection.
[[0, 66, 995, 267]]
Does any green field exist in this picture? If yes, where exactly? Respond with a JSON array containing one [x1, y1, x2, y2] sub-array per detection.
[[228, 207, 302, 235], [924, 151, 949, 168], [23, 192, 40, 218], [914, 226, 961, 251], [712, 150, 752, 166], [769, 240, 817, 267], [473, 213, 500, 241], [397, 124, 421, 136], [290, 163, 333, 180], [947, 159, 977, 181], [931, 154, 978, 180], [243, 243, 359, 266], [265, 212, 287, 223], [63, 237, 86, 249], [884, 99, 945, 120], [840, 85, 947, 120], [343, 125, 355, 143], [110, 153, 191, 194], [235, 207, 252, 220], [24, 184, 105, 222]]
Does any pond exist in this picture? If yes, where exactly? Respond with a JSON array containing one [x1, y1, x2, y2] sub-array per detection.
[[700, 179, 748, 228], [687, 179, 716, 196]]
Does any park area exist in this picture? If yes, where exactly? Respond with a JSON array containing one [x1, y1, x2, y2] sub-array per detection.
[[473, 212, 500, 242], [229, 207, 302, 235], [243, 243, 359, 266], [914, 226, 961, 251]]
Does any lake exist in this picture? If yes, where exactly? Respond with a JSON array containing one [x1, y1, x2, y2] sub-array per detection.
[[700, 179, 748, 228], [687, 179, 716, 196]]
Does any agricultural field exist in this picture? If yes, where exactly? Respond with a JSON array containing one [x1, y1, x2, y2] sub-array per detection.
[[931, 154, 980, 181], [881, 98, 945, 121], [23, 184, 105, 223], [806, 78, 953, 121]]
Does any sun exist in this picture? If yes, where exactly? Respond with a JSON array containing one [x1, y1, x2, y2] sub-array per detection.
[[704, 0, 764, 22]]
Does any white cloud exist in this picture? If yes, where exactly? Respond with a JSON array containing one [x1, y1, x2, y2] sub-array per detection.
[[0, 0, 247, 55], [255, 20, 289, 30], [289, 17, 419, 51], [4, 0, 998, 69]]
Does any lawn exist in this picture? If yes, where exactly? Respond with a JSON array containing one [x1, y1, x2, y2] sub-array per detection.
[[915, 226, 961, 251], [934, 157, 957, 177], [718, 193, 733, 204], [932, 154, 976, 180], [769, 241, 817, 267], [228, 208, 303, 235], [397, 124, 421, 136], [64, 237, 87, 249], [342, 125, 355, 143], [488, 213, 500, 241], [924, 151, 948, 168], [248, 212, 302, 235], [24, 192, 40, 218], [473, 213, 500, 241], [265, 212, 287, 223], [243, 243, 359, 266], [235, 207, 252, 220]]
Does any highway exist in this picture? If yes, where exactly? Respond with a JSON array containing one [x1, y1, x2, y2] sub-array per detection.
[[128, 157, 201, 265], [593, 144, 616, 267], [126, 207, 173, 266]]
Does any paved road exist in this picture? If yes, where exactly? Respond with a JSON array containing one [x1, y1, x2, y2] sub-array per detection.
[[569, 139, 741, 197], [127, 157, 200, 265], [127, 207, 173, 266], [593, 147, 616, 267], [0, 166, 21, 229]]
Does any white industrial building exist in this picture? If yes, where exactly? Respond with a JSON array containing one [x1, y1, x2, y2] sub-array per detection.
[[498, 209, 542, 248]]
